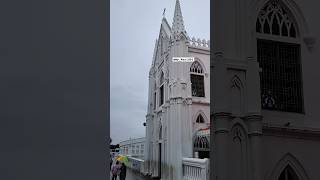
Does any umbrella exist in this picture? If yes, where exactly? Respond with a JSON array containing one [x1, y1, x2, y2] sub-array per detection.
[[115, 154, 121, 160], [116, 155, 129, 165]]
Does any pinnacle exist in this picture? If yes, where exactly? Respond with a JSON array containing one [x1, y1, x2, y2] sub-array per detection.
[[172, 0, 187, 36]]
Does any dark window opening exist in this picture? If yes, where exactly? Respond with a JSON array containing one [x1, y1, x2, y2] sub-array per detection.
[[290, 25, 296, 38], [257, 39, 303, 113], [272, 15, 280, 35], [196, 114, 205, 123], [159, 85, 164, 106], [256, 20, 262, 33], [282, 24, 288, 36], [278, 165, 299, 180], [159, 125, 162, 140], [191, 74, 205, 97], [263, 20, 270, 34]]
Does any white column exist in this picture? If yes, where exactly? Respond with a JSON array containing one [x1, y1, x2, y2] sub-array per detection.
[[182, 98, 193, 157], [175, 98, 183, 180]]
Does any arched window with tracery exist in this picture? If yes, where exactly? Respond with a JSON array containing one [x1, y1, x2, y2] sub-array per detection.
[[190, 61, 205, 97], [193, 136, 209, 150], [256, 0, 297, 37], [256, 0, 303, 113]]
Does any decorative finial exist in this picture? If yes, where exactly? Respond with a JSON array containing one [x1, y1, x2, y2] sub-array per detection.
[[162, 8, 166, 18], [172, 0, 187, 37]]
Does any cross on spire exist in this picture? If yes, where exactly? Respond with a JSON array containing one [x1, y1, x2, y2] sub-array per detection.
[[162, 8, 166, 18], [172, 0, 187, 36]]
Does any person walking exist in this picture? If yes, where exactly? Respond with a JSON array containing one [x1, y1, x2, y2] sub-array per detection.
[[111, 161, 120, 180], [119, 162, 127, 180]]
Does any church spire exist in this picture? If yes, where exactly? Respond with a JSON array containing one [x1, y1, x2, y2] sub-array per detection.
[[172, 0, 187, 36]]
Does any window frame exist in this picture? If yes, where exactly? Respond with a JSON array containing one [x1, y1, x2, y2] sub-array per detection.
[[190, 61, 205, 98], [255, 1, 304, 114]]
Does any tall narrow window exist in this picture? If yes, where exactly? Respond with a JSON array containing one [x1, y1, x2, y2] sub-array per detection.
[[256, 0, 303, 113], [153, 92, 156, 110], [190, 61, 205, 97], [153, 82, 157, 110], [159, 72, 164, 106], [159, 86, 164, 105]]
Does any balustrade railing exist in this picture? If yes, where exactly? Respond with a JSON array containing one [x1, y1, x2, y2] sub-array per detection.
[[125, 156, 209, 180], [182, 158, 209, 180], [127, 156, 145, 174]]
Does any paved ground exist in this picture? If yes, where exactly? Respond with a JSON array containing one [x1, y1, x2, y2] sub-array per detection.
[[110, 168, 152, 180]]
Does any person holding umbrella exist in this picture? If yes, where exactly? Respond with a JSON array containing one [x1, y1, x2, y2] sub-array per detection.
[[119, 162, 127, 180], [111, 161, 120, 180]]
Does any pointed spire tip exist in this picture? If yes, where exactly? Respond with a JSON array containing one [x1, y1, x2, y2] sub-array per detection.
[[172, 0, 187, 36]]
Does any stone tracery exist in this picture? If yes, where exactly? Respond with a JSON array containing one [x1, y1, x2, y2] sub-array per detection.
[[256, 0, 298, 38]]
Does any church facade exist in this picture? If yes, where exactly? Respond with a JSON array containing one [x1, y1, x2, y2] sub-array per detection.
[[144, 0, 210, 180], [211, 0, 320, 180]]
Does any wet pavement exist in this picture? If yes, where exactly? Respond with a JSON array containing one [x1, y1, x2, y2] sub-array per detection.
[[110, 168, 152, 180]]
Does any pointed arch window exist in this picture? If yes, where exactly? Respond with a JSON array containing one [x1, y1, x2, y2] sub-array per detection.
[[196, 114, 205, 123], [278, 165, 299, 180], [159, 72, 165, 106], [256, 0, 303, 113], [190, 61, 205, 97]]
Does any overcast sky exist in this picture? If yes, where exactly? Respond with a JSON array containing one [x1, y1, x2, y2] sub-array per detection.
[[110, 0, 210, 144]]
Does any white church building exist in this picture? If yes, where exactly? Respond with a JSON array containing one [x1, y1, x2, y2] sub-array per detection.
[[144, 0, 210, 180]]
